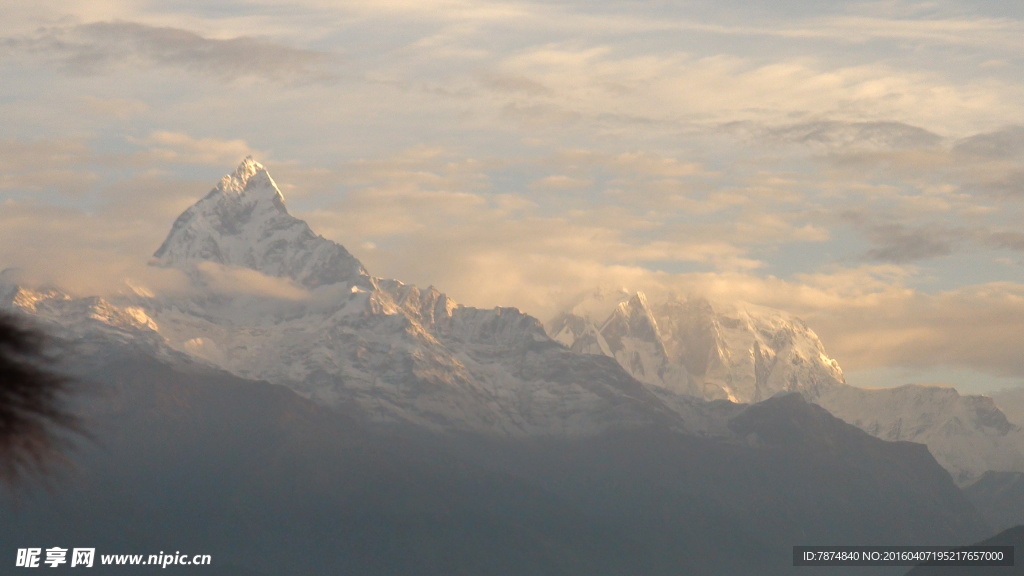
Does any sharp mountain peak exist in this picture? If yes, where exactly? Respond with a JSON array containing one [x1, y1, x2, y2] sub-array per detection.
[[151, 157, 368, 289]]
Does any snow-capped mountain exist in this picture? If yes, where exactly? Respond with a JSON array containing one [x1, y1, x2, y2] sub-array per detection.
[[816, 384, 1024, 485], [0, 272, 180, 367], [5, 157, 1023, 482], [152, 157, 369, 290], [548, 288, 1024, 484], [3, 159, 686, 436], [548, 288, 845, 403]]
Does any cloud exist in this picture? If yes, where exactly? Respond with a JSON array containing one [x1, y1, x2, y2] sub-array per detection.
[[0, 165, 228, 298], [530, 175, 592, 190], [130, 131, 261, 167], [79, 95, 150, 120], [819, 13, 1023, 50], [193, 261, 308, 301], [477, 72, 552, 96], [0, 199, 184, 298], [861, 222, 963, 263], [848, 215, 1024, 264], [549, 150, 707, 179], [977, 171, 1024, 198], [952, 125, 1024, 159], [293, 144, 835, 294], [986, 232, 1024, 252], [0, 137, 98, 195], [4, 21, 335, 81], [813, 283, 1024, 380], [488, 45, 1023, 136], [319, 0, 535, 21], [764, 121, 943, 151], [0, 131, 262, 219]]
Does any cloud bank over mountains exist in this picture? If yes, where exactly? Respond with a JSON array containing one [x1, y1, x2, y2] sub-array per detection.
[[1, 0, 1023, 392]]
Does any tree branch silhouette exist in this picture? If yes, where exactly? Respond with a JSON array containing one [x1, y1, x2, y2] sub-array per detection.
[[0, 312, 81, 485]]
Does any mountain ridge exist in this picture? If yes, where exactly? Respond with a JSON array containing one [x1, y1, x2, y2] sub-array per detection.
[[5, 157, 1024, 484], [5, 159, 690, 437], [548, 287, 845, 402], [548, 287, 1024, 484]]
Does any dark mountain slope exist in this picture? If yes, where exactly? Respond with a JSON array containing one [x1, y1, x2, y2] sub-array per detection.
[[1, 356, 990, 576], [965, 471, 1024, 534], [2, 355, 640, 576], [905, 525, 1024, 576]]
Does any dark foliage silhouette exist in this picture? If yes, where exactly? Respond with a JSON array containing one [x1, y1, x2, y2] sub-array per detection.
[[0, 312, 79, 484]]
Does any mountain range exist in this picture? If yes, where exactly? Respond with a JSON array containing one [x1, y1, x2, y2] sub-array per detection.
[[548, 287, 1024, 484], [2, 157, 1020, 574]]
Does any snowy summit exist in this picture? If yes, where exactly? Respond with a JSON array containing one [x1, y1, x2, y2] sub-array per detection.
[[152, 157, 368, 289]]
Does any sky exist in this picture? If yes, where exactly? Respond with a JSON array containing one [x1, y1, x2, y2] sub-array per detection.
[[1, 0, 1023, 393]]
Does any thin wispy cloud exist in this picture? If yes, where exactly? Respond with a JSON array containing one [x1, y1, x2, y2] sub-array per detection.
[[862, 222, 962, 263], [953, 125, 1024, 159], [674, 14, 1024, 50], [3, 21, 336, 81]]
